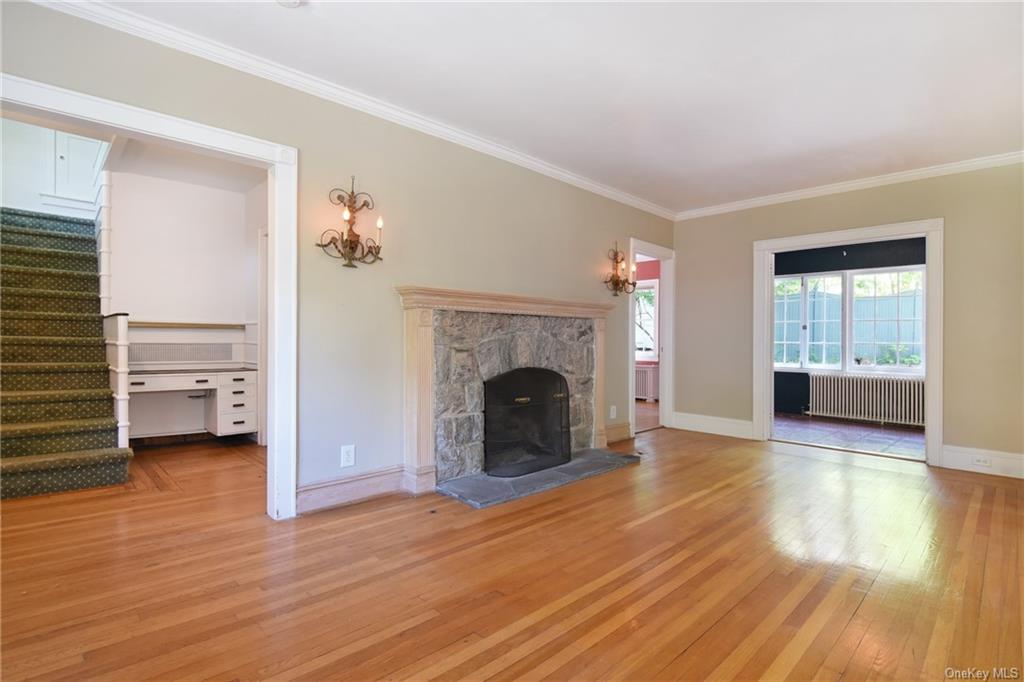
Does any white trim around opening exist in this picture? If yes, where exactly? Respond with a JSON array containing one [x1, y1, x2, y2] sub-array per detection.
[[628, 238, 675, 438], [0, 73, 300, 520], [752, 219, 944, 468]]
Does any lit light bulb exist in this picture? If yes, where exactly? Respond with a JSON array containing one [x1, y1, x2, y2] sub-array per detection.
[[376, 216, 383, 229], [376, 216, 383, 246], [342, 207, 351, 221]]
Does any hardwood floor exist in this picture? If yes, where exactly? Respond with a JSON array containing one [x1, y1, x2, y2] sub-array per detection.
[[634, 400, 661, 433], [1, 430, 1020, 680]]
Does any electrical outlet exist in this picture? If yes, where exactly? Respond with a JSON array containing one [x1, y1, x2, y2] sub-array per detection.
[[609, 405, 617, 420], [973, 456, 992, 468], [340, 444, 356, 468]]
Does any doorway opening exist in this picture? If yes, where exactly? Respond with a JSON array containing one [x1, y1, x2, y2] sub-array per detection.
[[1, 75, 298, 518], [628, 238, 675, 438], [753, 220, 943, 466]]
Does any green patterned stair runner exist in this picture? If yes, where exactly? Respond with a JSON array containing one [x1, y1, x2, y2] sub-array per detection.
[[2, 336, 107, 363], [1, 244, 99, 271], [0, 225, 96, 252], [1, 388, 114, 423], [0, 288, 100, 314], [1, 207, 132, 498], [2, 311, 103, 336]]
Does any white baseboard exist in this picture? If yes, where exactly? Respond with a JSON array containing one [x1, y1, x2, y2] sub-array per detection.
[[403, 464, 438, 495], [297, 463, 437, 514], [606, 422, 632, 443], [940, 445, 1023, 479], [669, 412, 756, 440]]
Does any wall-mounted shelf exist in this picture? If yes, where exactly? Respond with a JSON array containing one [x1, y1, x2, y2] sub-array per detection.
[[127, 321, 246, 330]]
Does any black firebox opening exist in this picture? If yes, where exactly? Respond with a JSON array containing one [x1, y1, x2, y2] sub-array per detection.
[[483, 367, 571, 477]]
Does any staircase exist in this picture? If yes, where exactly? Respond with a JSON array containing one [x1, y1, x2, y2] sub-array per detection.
[[1, 207, 132, 499]]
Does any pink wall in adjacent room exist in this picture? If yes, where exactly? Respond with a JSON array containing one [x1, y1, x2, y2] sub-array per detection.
[[636, 260, 660, 281]]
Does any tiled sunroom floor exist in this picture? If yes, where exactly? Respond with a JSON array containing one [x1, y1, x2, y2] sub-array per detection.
[[772, 412, 926, 460]]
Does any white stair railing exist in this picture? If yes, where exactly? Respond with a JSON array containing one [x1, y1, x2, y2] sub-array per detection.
[[103, 313, 130, 447]]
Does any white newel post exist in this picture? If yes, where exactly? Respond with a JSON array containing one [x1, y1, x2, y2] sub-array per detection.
[[103, 313, 130, 448], [95, 170, 113, 317]]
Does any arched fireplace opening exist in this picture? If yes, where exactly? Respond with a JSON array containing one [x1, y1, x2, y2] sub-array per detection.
[[483, 367, 572, 477]]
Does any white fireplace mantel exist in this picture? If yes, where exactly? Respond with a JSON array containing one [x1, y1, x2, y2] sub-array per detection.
[[396, 286, 614, 494]]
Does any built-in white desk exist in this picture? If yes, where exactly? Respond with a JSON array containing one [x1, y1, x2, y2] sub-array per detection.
[[127, 367, 258, 438]]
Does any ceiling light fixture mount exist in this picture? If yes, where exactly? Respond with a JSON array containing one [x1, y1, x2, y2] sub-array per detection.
[[604, 241, 636, 296], [315, 176, 384, 268]]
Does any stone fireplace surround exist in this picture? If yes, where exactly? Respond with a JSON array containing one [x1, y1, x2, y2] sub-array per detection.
[[398, 287, 613, 493], [434, 310, 593, 482]]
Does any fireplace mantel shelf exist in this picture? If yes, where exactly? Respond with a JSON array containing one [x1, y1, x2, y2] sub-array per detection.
[[395, 286, 614, 319]]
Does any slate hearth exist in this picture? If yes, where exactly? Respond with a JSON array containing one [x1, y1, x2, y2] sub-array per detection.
[[432, 309, 596, 484], [436, 448, 640, 508]]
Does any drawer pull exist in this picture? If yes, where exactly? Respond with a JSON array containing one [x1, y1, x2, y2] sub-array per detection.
[[130, 381, 146, 386], [232, 390, 244, 395], [233, 420, 245, 425], [195, 379, 210, 384], [232, 403, 245, 408], [233, 377, 245, 382], [187, 394, 206, 399]]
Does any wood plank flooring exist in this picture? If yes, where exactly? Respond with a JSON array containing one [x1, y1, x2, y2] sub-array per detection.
[[1, 430, 1020, 680], [634, 400, 661, 433]]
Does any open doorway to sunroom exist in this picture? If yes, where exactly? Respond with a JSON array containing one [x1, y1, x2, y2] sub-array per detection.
[[771, 238, 926, 461]]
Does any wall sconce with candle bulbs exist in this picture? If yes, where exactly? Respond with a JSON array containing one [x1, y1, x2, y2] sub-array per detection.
[[603, 241, 637, 296], [315, 176, 384, 268]]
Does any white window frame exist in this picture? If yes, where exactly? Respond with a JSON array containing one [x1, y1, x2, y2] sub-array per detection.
[[634, 279, 659, 361], [772, 276, 804, 369], [845, 264, 926, 375], [772, 265, 925, 376], [773, 272, 844, 372]]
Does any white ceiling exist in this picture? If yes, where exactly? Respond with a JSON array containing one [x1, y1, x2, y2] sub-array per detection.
[[89, 2, 1022, 217]]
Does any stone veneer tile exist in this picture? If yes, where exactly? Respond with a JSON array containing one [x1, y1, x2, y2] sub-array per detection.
[[432, 309, 596, 483]]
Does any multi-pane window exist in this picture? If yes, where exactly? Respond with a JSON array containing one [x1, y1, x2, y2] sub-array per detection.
[[773, 278, 802, 366], [773, 267, 924, 373], [852, 270, 924, 369], [634, 282, 658, 360], [806, 275, 843, 368]]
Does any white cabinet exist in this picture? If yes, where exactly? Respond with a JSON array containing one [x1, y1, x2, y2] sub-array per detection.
[[127, 369, 258, 438], [54, 131, 104, 200], [205, 371, 257, 436]]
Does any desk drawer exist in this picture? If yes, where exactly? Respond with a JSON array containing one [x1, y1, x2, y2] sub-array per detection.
[[220, 396, 255, 414], [220, 384, 255, 401], [128, 374, 217, 392], [215, 411, 257, 435], [219, 372, 255, 387]]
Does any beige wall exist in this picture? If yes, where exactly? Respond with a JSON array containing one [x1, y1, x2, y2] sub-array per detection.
[[1, 4, 672, 485], [675, 163, 1024, 455]]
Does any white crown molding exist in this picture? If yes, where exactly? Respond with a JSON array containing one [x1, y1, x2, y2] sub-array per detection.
[[675, 150, 1024, 222], [35, 0, 676, 220]]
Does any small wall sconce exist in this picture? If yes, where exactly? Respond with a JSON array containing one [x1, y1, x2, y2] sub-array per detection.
[[604, 241, 636, 296], [315, 175, 384, 268]]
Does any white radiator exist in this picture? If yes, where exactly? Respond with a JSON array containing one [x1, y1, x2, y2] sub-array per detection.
[[636, 364, 659, 402], [809, 373, 925, 427]]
